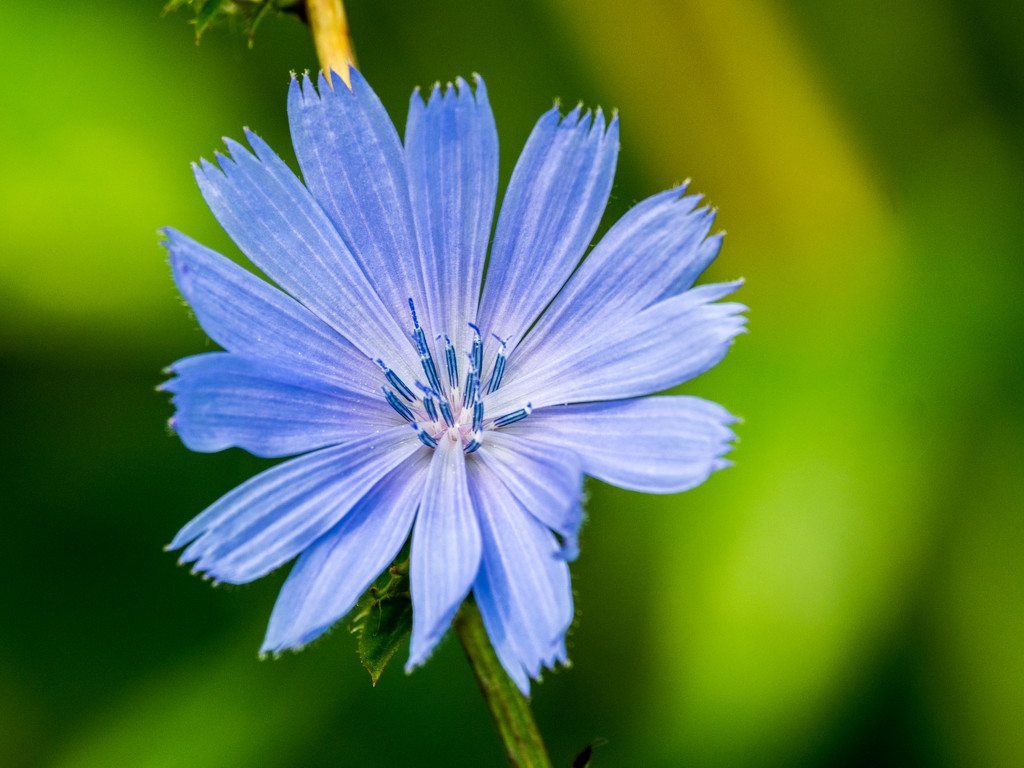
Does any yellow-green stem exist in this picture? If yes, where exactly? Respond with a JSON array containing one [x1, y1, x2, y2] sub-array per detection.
[[454, 600, 554, 768], [306, 0, 356, 86]]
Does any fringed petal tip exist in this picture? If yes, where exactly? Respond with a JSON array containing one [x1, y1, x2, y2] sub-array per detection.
[[469, 73, 488, 100], [173, 548, 254, 587], [553, 506, 584, 562], [402, 645, 432, 674], [309, 64, 364, 95], [410, 72, 489, 109], [286, 65, 354, 92], [556, 531, 580, 562], [296, 64, 361, 96], [666, 179, 693, 199], [404, 612, 458, 673], [550, 103, 619, 140], [165, 526, 193, 555], [500, 634, 572, 697], [159, 226, 205, 263], [259, 624, 323, 657]]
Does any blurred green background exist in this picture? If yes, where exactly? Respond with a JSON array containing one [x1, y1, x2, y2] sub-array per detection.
[[1, 1, 1022, 766]]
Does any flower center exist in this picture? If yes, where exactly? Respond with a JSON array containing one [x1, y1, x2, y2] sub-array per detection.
[[376, 300, 532, 453]]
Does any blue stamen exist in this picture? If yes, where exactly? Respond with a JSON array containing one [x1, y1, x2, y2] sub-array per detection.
[[418, 383, 439, 422], [464, 430, 483, 454], [486, 335, 507, 394], [438, 399, 455, 428], [468, 323, 483, 380], [441, 335, 459, 390], [416, 382, 454, 426], [468, 361, 484, 432], [416, 330, 443, 393], [462, 352, 479, 407], [492, 402, 533, 428], [376, 359, 414, 401], [412, 423, 438, 448], [410, 298, 443, 394], [383, 388, 415, 421]]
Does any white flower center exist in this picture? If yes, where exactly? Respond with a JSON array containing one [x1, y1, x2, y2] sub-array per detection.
[[376, 299, 531, 453]]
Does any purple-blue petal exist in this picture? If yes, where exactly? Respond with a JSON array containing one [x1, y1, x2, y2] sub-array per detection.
[[476, 104, 618, 361], [162, 352, 398, 458], [193, 132, 417, 380], [657, 231, 724, 302], [475, 431, 583, 560], [162, 228, 381, 396], [407, 437, 481, 669], [288, 70, 428, 331], [405, 75, 498, 360], [505, 396, 738, 493], [486, 281, 747, 412], [514, 185, 719, 367], [260, 450, 430, 653], [169, 426, 420, 584], [470, 457, 574, 694]]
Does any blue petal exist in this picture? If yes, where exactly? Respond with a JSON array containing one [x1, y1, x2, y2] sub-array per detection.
[[657, 232, 724, 302], [162, 352, 398, 458], [407, 437, 481, 669], [162, 228, 381, 396], [469, 457, 574, 694], [505, 396, 738, 493], [405, 75, 498, 360], [515, 186, 719, 367], [260, 450, 430, 653], [475, 431, 583, 559], [193, 132, 417, 380], [288, 70, 428, 331], [486, 281, 747, 412], [476, 104, 618, 359], [169, 426, 420, 584]]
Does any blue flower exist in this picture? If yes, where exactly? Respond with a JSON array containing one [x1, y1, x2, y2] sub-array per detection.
[[161, 68, 746, 693]]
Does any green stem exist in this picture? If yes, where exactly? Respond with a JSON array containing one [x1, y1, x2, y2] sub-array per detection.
[[454, 600, 554, 768]]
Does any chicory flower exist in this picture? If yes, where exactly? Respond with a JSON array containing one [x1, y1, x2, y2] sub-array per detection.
[[162, 69, 746, 693]]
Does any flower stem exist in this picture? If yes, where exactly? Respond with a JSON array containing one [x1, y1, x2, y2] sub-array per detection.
[[454, 600, 554, 768], [305, 0, 356, 85]]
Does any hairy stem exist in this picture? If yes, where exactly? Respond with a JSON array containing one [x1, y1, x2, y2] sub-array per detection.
[[305, 0, 356, 85], [454, 600, 554, 768]]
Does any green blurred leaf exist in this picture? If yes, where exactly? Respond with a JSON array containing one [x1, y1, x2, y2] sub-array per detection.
[[247, 0, 279, 44], [163, 0, 303, 44], [194, 0, 229, 40], [350, 561, 413, 686]]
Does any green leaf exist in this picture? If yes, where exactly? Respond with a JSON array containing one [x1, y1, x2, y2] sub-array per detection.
[[350, 560, 413, 686], [354, 596, 413, 686]]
